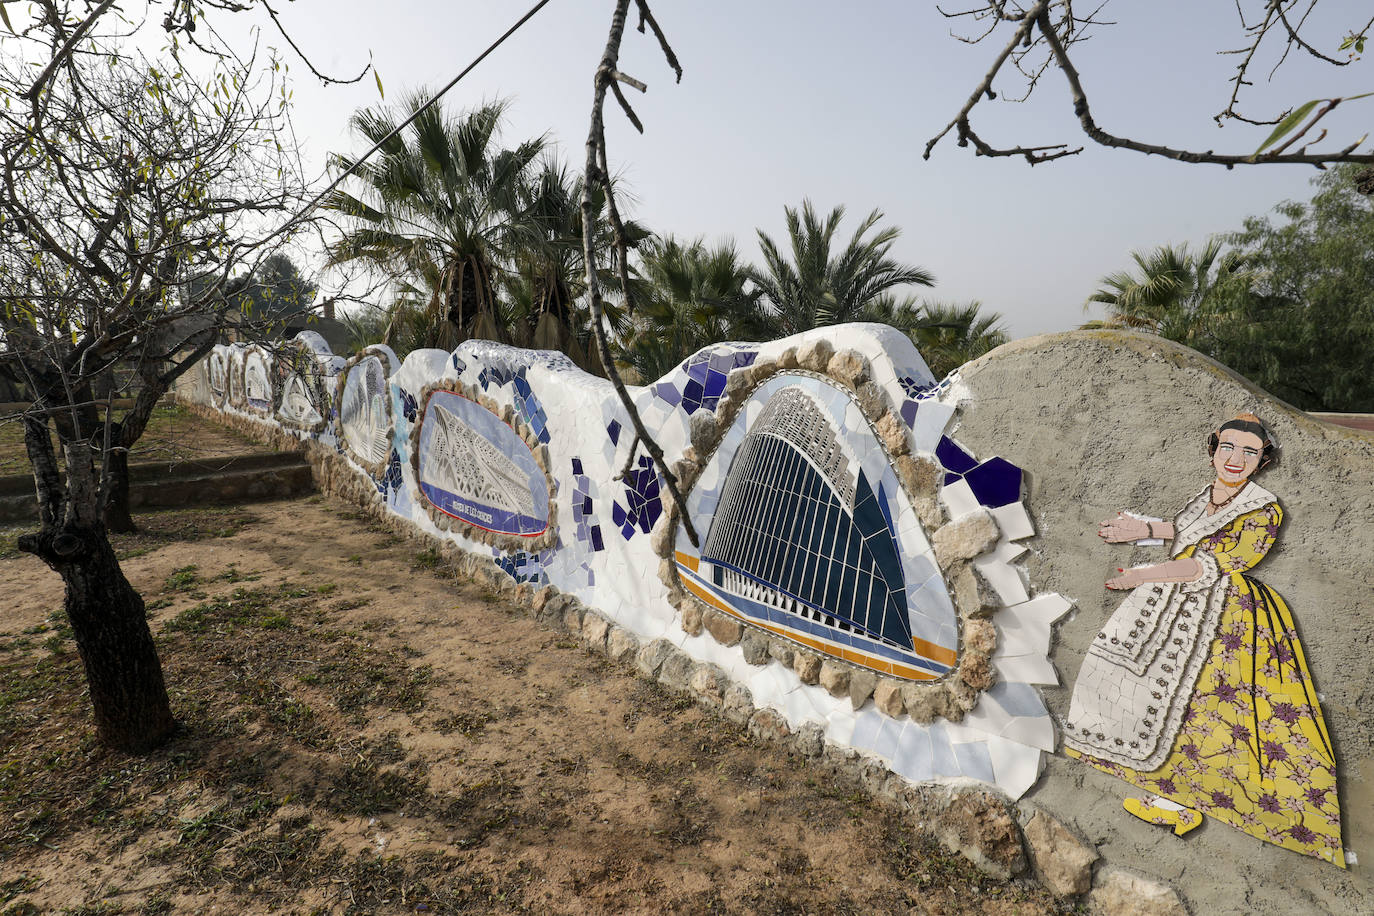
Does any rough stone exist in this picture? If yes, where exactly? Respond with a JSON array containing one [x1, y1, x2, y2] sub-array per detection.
[[872, 679, 905, 718], [894, 454, 942, 498], [932, 508, 1000, 569], [748, 708, 792, 744], [826, 349, 870, 388], [636, 639, 676, 678], [819, 660, 851, 699], [932, 787, 1027, 881], [792, 651, 821, 685], [649, 518, 676, 559], [848, 669, 878, 710], [702, 608, 743, 647], [561, 601, 585, 633], [688, 663, 728, 704], [739, 628, 771, 665], [1087, 868, 1189, 916], [723, 683, 754, 725], [798, 338, 835, 373], [854, 382, 887, 420], [725, 369, 753, 397], [1023, 809, 1098, 898], [777, 346, 800, 370], [680, 602, 704, 636], [658, 648, 696, 691], [688, 411, 719, 453], [902, 683, 947, 725], [793, 721, 825, 757], [581, 611, 611, 650], [530, 586, 554, 613], [767, 638, 795, 667], [606, 626, 640, 664], [960, 653, 996, 692], [964, 618, 997, 655], [875, 411, 911, 457]]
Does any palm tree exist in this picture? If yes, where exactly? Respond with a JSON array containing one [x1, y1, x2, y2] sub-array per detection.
[[619, 235, 765, 383], [324, 95, 545, 351], [750, 200, 935, 334], [503, 159, 647, 374], [1084, 239, 1257, 345], [862, 295, 1009, 378]]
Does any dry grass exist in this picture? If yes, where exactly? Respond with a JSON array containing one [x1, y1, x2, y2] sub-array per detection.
[[0, 497, 1078, 916]]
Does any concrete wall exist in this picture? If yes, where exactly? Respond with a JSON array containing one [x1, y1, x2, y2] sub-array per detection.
[[949, 330, 1372, 915]]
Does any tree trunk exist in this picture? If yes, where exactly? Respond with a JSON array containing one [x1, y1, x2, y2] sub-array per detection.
[[103, 448, 136, 533], [18, 522, 176, 753]]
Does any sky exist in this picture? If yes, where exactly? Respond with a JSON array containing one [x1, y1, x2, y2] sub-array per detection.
[[165, 2, 1374, 337]]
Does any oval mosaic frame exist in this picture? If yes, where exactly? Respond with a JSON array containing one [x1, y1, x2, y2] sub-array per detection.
[[654, 342, 1005, 724], [206, 348, 230, 409], [407, 378, 559, 553], [333, 346, 398, 479], [241, 344, 274, 417], [274, 339, 333, 435]]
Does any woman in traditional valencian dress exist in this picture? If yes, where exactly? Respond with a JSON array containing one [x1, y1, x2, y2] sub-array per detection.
[[1062, 414, 1344, 867]]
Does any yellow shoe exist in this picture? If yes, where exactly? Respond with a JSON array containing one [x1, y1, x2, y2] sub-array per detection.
[[1123, 797, 1202, 836]]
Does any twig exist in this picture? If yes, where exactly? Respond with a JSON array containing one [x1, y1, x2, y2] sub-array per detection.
[[581, 0, 699, 547]]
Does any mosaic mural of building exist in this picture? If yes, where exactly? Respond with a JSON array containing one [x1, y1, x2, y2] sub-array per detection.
[[183, 326, 1070, 802]]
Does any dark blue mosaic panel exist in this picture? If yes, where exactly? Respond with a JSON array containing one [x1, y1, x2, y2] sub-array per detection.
[[451, 352, 467, 374], [494, 548, 550, 585], [512, 373, 551, 444], [374, 447, 404, 496], [937, 437, 1024, 509], [612, 454, 662, 540], [656, 347, 760, 415], [398, 388, 418, 422]]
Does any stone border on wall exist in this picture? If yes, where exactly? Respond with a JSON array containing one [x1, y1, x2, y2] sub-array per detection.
[[653, 341, 1005, 725], [407, 377, 559, 553]]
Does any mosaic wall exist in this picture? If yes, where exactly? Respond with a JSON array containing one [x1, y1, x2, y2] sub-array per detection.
[[186, 326, 1070, 800]]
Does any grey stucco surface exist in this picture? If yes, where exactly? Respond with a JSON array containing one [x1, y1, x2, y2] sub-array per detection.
[[949, 331, 1372, 915]]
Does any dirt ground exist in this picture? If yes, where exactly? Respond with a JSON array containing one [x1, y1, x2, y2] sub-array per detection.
[[0, 495, 1073, 915]]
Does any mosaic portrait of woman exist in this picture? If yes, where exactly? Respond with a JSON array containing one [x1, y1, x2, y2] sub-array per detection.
[[1062, 413, 1345, 867]]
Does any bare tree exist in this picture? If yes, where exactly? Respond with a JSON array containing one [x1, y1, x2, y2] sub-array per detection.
[[0, 3, 314, 751], [925, 1, 1374, 168]]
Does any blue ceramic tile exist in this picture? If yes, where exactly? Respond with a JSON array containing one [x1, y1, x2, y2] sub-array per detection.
[[936, 436, 977, 474], [900, 399, 919, 428], [655, 383, 682, 406], [704, 369, 728, 399], [607, 419, 621, 445], [571, 457, 583, 476], [590, 526, 604, 551], [964, 456, 1023, 508]]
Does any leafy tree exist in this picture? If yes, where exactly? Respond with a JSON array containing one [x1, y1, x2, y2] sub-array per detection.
[[619, 235, 766, 382], [750, 201, 935, 335], [1083, 240, 1258, 345], [231, 254, 318, 328], [0, 11, 311, 752], [861, 296, 1010, 378], [1221, 165, 1374, 410], [325, 96, 545, 352], [504, 160, 647, 373]]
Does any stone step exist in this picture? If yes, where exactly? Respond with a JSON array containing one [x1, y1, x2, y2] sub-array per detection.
[[0, 452, 314, 524]]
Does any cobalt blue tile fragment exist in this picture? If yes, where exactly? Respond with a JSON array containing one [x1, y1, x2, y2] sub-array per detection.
[[936, 435, 978, 475], [398, 388, 418, 422], [654, 383, 682, 406], [590, 526, 604, 551], [900, 399, 919, 428], [607, 419, 621, 445], [571, 457, 583, 476], [964, 456, 1023, 508]]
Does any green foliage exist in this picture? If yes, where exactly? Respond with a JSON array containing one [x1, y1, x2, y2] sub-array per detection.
[[1220, 165, 1374, 410], [618, 234, 766, 382], [1087, 166, 1374, 411], [750, 200, 935, 335], [865, 297, 1010, 379]]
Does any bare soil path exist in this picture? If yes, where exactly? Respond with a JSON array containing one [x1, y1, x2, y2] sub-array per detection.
[[0, 496, 1070, 915]]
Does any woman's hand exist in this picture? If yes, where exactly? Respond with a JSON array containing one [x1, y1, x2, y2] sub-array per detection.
[[1106, 567, 1147, 590], [1099, 513, 1150, 543]]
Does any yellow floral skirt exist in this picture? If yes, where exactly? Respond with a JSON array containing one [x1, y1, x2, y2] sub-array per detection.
[[1066, 574, 1345, 867]]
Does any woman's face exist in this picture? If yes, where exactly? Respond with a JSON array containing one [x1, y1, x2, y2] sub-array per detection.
[[1212, 428, 1265, 484]]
